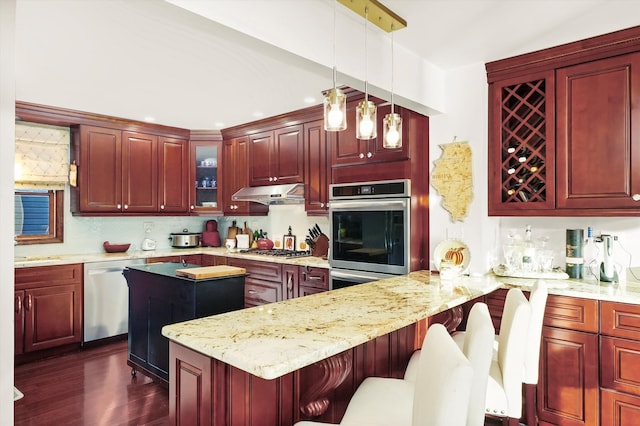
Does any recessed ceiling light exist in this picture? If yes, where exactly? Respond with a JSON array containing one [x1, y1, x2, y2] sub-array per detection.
[[304, 96, 316, 104], [143, 116, 156, 123]]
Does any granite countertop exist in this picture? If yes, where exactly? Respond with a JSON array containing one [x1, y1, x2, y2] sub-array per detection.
[[161, 271, 500, 379], [162, 271, 640, 380], [13, 247, 329, 269], [495, 272, 640, 304]]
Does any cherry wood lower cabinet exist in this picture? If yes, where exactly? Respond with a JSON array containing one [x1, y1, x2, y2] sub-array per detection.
[[538, 295, 599, 426], [168, 322, 417, 425], [600, 302, 640, 426], [145, 254, 202, 265], [14, 264, 83, 361]]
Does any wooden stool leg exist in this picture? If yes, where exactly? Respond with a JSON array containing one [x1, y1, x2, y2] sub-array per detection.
[[524, 383, 537, 425]]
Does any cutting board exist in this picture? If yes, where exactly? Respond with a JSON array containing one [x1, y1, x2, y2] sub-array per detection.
[[175, 265, 246, 280]]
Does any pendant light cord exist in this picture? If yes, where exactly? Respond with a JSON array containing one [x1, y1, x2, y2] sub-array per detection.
[[364, 6, 369, 102], [391, 25, 395, 114], [332, 0, 337, 89]]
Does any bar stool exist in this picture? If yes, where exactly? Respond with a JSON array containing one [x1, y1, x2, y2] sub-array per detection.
[[405, 288, 531, 426], [456, 280, 547, 425], [295, 323, 474, 426], [403, 302, 495, 426]]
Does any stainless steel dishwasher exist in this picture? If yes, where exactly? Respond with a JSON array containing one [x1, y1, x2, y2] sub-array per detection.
[[83, 258, 146, 343]]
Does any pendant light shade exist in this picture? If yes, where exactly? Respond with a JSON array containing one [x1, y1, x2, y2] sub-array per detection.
[[383, 112, 402, 148], [383, 26, 402, 148], [356, 7, 377, 140], [324, 3, 347, 132], [356, 98, 377, 140], [324, 70, 347, 131]]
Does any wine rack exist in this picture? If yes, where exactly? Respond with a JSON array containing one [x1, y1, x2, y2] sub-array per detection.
[[500, 78, 548, 204]]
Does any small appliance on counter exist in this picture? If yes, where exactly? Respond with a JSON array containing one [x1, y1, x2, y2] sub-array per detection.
[[169, 229, 201, 248], [141, 238, 156, 251], [202, 220, 221, 247]]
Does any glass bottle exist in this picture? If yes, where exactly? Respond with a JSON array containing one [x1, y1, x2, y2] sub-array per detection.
[[582, 226, 599, 283], [521, 225, 536, 272]]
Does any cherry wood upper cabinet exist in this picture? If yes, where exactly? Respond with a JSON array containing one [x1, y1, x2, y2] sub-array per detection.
[[222, 137, 268, 216], [72, 125, 189, 215], [75, 125, 123, 213], [249, 125, 303, 186], [122, 131, 158, 213], [556, 52, 640, 209], [331, 102, 408, 167], [158, 136, 189, 213], [487, 26, 640, 216], [303, 119, 330, 215]]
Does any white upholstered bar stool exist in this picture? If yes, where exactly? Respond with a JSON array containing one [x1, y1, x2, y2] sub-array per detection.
[[295, 323, 474, 426], [455, 280, 547, 425], [403, 302, 495, 426], [405, 288, 531, 426]]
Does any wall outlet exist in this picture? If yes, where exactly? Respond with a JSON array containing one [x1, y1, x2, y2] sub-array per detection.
[[143, 222, 153, 233]]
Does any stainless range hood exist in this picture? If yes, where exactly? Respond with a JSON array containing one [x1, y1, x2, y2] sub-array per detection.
[[232, 183, 305, 205]]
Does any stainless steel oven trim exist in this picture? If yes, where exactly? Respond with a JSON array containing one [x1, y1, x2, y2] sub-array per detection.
[[329, 197, 410, 276], [329, 268, 398, 290]]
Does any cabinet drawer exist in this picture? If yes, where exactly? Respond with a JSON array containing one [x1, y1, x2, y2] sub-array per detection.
[[601, 301, 640, 339], [601, 336, 640, 396], [601, 388, 640, 426], [244, 280, 281, 307], [543, 295, 598, 333], [15, 263, 82, 289], [231, 259, 282, 282], [299, 266, 328, 290]]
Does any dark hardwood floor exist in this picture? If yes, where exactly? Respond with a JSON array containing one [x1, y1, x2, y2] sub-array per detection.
[[13, 339, 515, 426], [14, 339, 169, 426]]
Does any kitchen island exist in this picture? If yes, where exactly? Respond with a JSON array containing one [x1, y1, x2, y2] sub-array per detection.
[[161, 271, 501, 425], [124, 262, 246, 383]]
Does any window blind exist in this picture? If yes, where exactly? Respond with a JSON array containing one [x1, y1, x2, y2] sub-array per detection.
[[15, 121, 70, 190]]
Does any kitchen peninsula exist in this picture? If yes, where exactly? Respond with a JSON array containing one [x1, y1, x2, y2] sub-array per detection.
[[161, 271, 501, 424]]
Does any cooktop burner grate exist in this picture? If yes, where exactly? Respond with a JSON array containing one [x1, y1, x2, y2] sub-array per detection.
[[238, 249, 311, 258]]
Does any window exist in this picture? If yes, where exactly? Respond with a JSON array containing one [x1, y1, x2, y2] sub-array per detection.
[[14, 189, 64, 244]]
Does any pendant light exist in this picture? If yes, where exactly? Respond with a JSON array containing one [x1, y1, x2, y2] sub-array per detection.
[[356, 6, 377, 140], [324, 1, 346, 131], [383, 25, 402, 148]]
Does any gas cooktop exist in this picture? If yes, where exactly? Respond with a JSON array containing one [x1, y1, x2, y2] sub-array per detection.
[[238, 249, 311, 258]]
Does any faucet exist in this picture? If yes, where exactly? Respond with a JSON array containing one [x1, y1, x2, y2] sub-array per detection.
[[600, 234, 618, 283]]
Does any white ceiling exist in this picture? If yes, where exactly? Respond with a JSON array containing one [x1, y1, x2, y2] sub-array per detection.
[[14, 0, 640, 130]]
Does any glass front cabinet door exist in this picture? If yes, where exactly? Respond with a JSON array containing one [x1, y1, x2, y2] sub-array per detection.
[[190, 140, 222, 215]]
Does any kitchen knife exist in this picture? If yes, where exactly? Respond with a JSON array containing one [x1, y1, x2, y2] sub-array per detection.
[[314, 224, 323, 236]]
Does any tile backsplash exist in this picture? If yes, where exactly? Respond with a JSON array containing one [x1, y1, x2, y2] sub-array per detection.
[[14, 189, 327, 258]]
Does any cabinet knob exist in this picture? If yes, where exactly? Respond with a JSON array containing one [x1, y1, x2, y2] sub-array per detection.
[[359, 153, 365, 159], [15, 294, 22, 315], [124, 204, 129, 210], [117, 204, 122, 209], [366, 152, 372, 158], [269, 177, 274, 182], [160, 205, 165, 210], [320, 203, 324, 207], [273, 176, 278, 182], [633, 194, 640, 201], [190, 205, 195, 210]]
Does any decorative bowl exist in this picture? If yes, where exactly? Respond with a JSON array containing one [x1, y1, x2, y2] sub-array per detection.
[[103, 241, 131, 253]]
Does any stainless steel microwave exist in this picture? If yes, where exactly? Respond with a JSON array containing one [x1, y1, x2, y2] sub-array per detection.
[[329, 180, 411, 276]]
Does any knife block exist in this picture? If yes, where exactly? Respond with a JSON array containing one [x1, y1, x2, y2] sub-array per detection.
[[311, 234, 329, 258]]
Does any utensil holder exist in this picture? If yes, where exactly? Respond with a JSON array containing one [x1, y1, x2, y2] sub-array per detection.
[[311, 234, 329, 258]]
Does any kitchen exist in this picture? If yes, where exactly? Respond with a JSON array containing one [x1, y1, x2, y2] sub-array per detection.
[[4, 0, 640, 425]]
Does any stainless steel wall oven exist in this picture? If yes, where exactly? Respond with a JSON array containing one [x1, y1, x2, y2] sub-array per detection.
[[329, 179, 411, 289]]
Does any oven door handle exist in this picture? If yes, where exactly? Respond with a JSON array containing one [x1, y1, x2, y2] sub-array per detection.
[[330, 270, 386, 282], [329, 199, 408, 210]]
